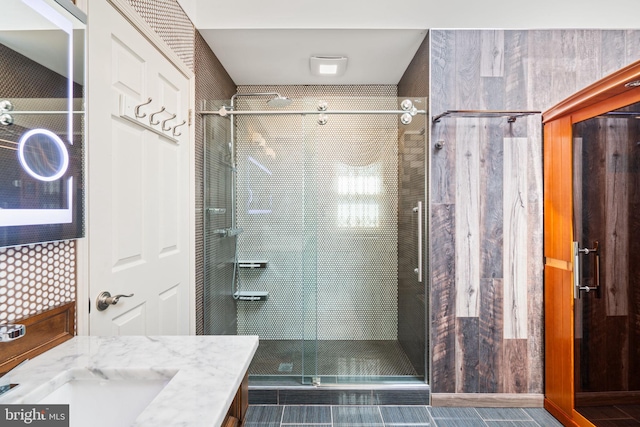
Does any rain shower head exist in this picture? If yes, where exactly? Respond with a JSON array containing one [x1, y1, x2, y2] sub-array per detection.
[[266, 96, 292, 108]]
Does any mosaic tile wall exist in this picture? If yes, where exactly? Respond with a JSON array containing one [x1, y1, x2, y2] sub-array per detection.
[[126, 0, 195, 70], [234, 85, 400, 340], [196, 30, 237, 335], [0, 242, 76, 323], [398, 32, 430, 377]]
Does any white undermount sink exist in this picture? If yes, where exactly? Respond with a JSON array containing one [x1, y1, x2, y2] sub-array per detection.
[[33, 368, 175, 427]]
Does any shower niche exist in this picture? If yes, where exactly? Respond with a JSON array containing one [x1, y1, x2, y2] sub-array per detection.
[[203, 88, 428, 387]]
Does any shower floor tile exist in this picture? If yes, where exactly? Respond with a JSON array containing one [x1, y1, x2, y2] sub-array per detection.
[[248, 340, 418, 377]]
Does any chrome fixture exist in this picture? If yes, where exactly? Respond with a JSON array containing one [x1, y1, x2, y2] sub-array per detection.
[[234, 290, 269, 301], [172, 120, 187, 137], [432, 109, 541, 124], [214, 227, 243, 237], [0, 324, 26, 342], [573, 241, 601, 298], [96, 291, 134, 311], [400, 113, 412, 125], [134, 97, 152, 118], [266, 96, 292, 108], [0, 99, 85, 125], [0, 359, 29, 397], [237, 260, 268, 269], [0, 100, 14, 112], [149, 106, 166, 125], [318, 114, 328, 125], [317, 100, 328, 111], [400, 99, 414, 111], [413, 202, 423, 283], [162, 113, 177, 131], [434, 140, 445, 150], [0, 114, 13, 126]]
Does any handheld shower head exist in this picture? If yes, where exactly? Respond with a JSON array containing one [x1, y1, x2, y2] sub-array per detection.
[[266, 96, 292, 108]]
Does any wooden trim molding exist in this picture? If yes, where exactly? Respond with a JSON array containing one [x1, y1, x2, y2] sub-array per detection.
[[543, 59, 640, 123], [0, 302, 75, 373], [431, 393, 544, 408]]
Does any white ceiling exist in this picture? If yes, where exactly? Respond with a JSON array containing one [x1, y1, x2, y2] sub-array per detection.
[[178, 0, 640, 86]]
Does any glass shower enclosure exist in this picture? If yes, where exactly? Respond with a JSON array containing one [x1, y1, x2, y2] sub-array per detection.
[[203, 94, 428, 386]]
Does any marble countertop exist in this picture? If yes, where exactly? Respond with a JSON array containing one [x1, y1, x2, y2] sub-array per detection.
[[0, 335, 259, 426]]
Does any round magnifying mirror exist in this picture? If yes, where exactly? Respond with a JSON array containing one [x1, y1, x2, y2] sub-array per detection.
[[18, 129, 69, 182]]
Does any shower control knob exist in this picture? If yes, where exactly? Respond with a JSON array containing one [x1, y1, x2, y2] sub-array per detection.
[[414, 268, 419, 274]]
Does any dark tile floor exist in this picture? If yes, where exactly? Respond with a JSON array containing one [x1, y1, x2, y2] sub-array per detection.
[[244, 405, 564, 426]]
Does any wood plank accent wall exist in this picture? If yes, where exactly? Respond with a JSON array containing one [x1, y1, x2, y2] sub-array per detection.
[[425, 29, 640, 396]]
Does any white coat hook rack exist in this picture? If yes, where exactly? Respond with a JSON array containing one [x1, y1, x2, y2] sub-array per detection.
[[119, 94, 180, 144]]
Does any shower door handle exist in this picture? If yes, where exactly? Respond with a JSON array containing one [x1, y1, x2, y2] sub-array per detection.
[[413, 201, 423, 283]]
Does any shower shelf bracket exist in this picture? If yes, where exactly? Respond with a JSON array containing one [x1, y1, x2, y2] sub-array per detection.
[[234, 290, 269, 301], [237, 260, 268, 269], [432, 109, 541, 124]]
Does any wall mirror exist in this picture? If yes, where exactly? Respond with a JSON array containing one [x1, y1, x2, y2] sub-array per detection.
[[0, 0, 86, 247]]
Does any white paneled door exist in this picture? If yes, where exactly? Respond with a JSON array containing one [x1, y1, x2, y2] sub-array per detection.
[[87, 0, 192, 335]]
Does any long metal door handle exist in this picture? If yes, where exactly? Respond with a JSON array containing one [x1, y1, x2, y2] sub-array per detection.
[[573, 240, 600, 298], [413, 201, 423, 283]]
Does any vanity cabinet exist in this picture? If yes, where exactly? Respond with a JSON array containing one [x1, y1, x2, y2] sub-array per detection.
[[224, 372, 249, 427]]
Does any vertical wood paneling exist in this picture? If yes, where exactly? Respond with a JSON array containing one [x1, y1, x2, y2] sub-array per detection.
[[481, 30, 505, 77], [479, 278, 503, 392], [551, 31, 578, 110], [480, 119, 503, 279], [431, 203, 457, 393], [604, 118, 629, 316], [455, 119, 481, 318], [504, 339, 529, 393], [456, 30, 483, 109], [428, 29, 640, 396], [431, 31, 456, 205], [456, 317, 479, 393], [526, 119, 544, 393], [575, 30, 601, 91], [625, 30, 640, 65], [601, 31, 627, 76], [503, 137, 528, 339], [527, 30, 554, 111]]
